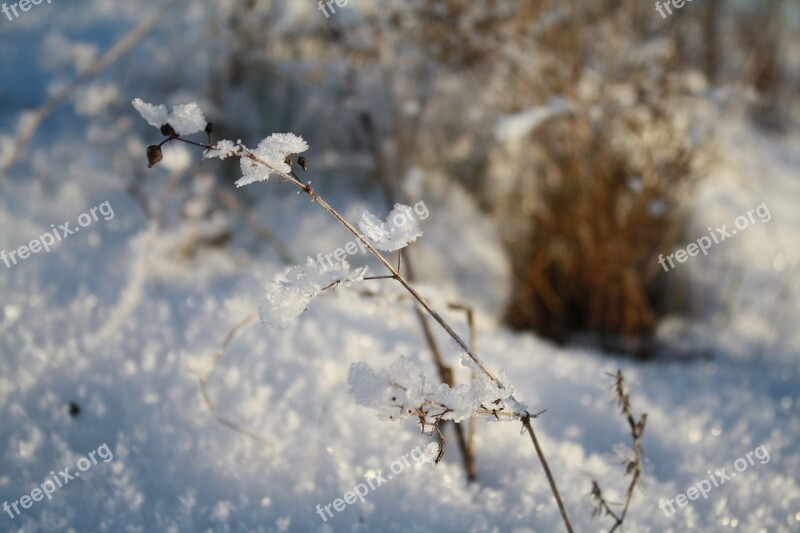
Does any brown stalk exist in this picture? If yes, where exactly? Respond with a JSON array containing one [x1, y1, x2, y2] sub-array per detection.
[[591, 370, 647, 533], [447, 303, 479, 477]]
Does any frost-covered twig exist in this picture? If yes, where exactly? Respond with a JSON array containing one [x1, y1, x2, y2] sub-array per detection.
[[134, 100, 574, 532], [136, 107, 503, 383], [350, 288, 480, 481]]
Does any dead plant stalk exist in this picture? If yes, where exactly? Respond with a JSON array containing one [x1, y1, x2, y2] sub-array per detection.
[[170, 135, 575, 533]]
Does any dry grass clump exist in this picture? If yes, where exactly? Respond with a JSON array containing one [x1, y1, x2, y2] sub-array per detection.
[[504, 97, 698, 353]]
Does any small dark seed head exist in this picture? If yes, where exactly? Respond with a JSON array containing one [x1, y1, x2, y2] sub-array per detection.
[[160, 123, 178, 138], [284, 155, 292, 166], [298, 156, 307, 171], [205, 122, 214, 134], [147, 145, 163, 168]]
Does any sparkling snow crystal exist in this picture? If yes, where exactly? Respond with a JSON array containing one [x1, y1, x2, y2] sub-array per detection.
[[259, 259, 367, 329], [131, 99, 168, 128], [236, 133, 309, 188], [204, 139, 240, 160], [356, 204, 423, 252], [167, 103, 207, 135], [132, 98, 207, 135]]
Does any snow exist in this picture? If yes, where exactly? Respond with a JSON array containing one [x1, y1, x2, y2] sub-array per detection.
[[166, 103, 207, 136], [356, 204, 424, 252], [349, 354, 525, 426], [204, 139, 240, 161], [236, 133, 309, 187], [132, 98, 207, 135], [260, 258, 368, 329], [0, 2, 798, 532], [493, 97, 573, 142]]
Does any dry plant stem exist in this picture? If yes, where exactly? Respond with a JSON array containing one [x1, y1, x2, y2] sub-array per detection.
[[591, 482, 621, 522], [265, 155, 572, 531], [274, 166, 503, 387], [399, 251, 477, 481], [523, 415, 575, 533], [0, 0, 183, 177], [593, 370, 647, 533], [351, 287, 481, 480], [411, 304, 477, 480], [613, 373, 645, 529], [278, 169, 573, 529], [167, 140, 573, 532], [198, 312, 274, 444], [448, 303, 479, 461], [402, 271, 472, 477]]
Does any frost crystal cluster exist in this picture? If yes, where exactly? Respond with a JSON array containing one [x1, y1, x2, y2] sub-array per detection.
[[235, 133, 309, 187], [348, 355, 526, 432], [132, 98, 207, 135], [260, 259, 368, 329], [357, 204, 423, 252]]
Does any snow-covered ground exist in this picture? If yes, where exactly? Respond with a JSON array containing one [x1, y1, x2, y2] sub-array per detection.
[[1, 1, 799, 532]]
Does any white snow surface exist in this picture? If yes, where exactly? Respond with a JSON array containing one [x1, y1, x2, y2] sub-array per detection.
[[0, 2, 798, 533]]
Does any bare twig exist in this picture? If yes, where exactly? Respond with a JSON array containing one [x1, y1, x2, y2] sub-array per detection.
[[523, 414, 575, 533], [448, 303, 479, 466], [591, 370, 647, 533], [198, 312, 274, 444]]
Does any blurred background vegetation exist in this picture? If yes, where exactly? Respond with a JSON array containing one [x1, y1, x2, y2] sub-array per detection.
[[17, 0, 795, 357]]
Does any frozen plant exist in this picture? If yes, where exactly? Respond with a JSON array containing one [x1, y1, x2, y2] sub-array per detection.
[[260, 258, 368, 329], [348, 355, 536, 435], [134, 99, 576, 533]]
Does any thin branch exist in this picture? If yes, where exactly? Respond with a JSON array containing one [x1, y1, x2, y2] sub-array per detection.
[[523, 414, 575, 533], [591, 481, 622, 523], [447, 303, 479, 464], [198, 312, 274, 444], [591, 370, 647, 533], [282, 167, 504, 386], [395, 251, 476, 482]]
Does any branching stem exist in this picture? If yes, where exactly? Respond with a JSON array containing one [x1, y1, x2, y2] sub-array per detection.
[[165, 134, 575, 533]]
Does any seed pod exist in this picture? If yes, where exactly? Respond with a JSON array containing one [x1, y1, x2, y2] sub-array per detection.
[[205, 122, 214, 134], [147, 145, 163, 168], [160, 123, 178, 138], [298, 156, 307, 171]]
